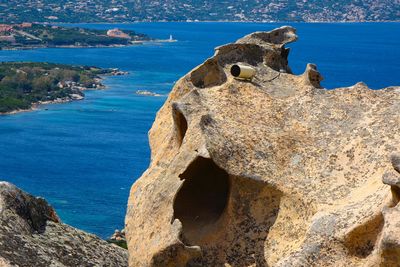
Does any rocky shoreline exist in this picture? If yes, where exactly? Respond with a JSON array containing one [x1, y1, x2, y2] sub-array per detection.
[[1, 39, 176, 51], [135, 90, 164, 97], [1, 44, 140, 51], [0, 91, 85, 116], [0, 69, 128, 116]]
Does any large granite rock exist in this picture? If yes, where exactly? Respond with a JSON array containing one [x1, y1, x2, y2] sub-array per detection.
[[0, 181, 128, 267], [125, 26, 400, 266]]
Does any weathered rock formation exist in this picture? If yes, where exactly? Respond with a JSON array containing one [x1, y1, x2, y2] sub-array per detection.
[[125, 26, 400, 266], [0, 182, 128, 267]]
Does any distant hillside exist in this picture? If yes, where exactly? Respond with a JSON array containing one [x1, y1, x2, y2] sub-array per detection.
[[0, 0, 399, 23], [0, 23, 150, 50]]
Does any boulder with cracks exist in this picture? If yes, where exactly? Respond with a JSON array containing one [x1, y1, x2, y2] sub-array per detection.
[[126, 26, 400, 266], [0, 182, 128, 267]]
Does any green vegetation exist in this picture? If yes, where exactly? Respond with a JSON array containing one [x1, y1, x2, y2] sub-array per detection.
[[0, 62, 111, 113], [0, 24, 150, 50], [107, 239, 128, 249]]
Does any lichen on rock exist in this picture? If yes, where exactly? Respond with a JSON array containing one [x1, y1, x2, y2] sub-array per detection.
[[125, 26, 400, 266]]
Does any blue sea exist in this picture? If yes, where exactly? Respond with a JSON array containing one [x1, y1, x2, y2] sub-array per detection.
[[0, 22, 399, 238]]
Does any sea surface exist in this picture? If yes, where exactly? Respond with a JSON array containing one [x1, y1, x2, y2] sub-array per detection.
[[0, 22, 399, 238]]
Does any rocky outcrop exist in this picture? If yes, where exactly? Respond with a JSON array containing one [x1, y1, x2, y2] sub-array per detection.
[[0, 182, 128, 267], [125, 26, 400, 266]]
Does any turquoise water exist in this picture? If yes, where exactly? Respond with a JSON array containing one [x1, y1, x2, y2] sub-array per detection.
[[0, 22, 399, 238]]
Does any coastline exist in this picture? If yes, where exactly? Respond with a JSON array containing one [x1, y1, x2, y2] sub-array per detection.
[[1, 107, 37, 115], [0, 73, 122, 116], [1, 39, 176, 51], [0, 93, 84, 116]]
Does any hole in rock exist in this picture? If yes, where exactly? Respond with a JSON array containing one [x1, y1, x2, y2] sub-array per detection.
[[344, 213, 384, 258], [190, 60, 227, 88], [173, 107, 188, 146], [391, 186, 400, 206], [217, 44, 264, 67], [186, 176, 284, 267], [173, 157, 230, 243]]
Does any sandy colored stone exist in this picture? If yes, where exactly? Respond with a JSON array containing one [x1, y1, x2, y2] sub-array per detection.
[[125, 26, 400, 266]]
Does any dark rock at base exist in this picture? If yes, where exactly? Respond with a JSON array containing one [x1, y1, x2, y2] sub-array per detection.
[[0, 181, 128, 267], [391, 153, 400, 174]]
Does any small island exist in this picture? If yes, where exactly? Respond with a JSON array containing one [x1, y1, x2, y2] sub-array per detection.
[[135, 90, 163, 97], [0, 23, 151, 50], [0, 62, 123, 114]]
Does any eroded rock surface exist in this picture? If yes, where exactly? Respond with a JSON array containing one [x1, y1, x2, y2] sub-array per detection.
[[125, 26, 400, 266], [0, 182, 128, 267]]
